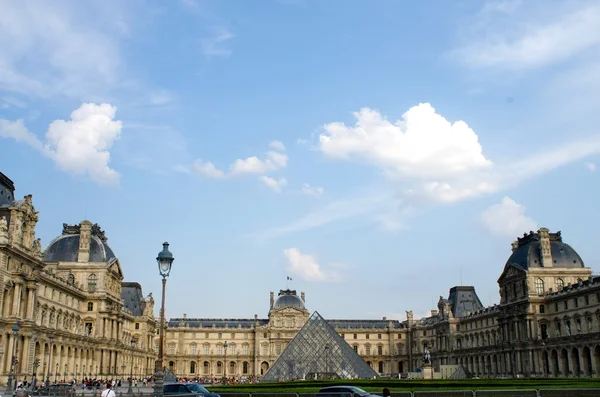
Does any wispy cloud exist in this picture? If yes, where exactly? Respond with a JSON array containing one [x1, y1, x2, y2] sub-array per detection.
[[201, 28, 235, 58], [452, 3, 600, 70], [283, 248, 343, 282]]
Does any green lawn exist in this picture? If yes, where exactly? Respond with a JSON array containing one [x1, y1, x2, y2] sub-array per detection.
[[208, 378, 600, 392]]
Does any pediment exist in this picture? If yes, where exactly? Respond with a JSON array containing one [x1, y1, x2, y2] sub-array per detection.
[[497, 263, 525, 282], [107, 258, 123, 278]]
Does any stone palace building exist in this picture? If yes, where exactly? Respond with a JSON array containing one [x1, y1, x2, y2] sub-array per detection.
[[1, 170, 599, 382], [163, 235, 600, 379], [0, 172, 156, 385]]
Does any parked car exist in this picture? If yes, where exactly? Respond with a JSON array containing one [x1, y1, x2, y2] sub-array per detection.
[[316, 386, 380, 397], [163, 383, 203, 396], [185, 383, 220, 397]]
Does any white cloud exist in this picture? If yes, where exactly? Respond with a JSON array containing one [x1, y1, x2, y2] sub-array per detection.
[[481, 197, 538, 237], [0, 103, 122, 185], [230, 150, 288, 175], [0, 2, 123, 98], [319, 103, 491, 180], [191, 143, 288, 179], [301, 184, 324, 197], [201, 28, 234, 58], [269, 140, 286, 151], [260, 176, 287, 193], [587, 162, 596, 171], [454, 3, 600, 70], [193, 159, 226, 179], [283, 248, 342, 282]]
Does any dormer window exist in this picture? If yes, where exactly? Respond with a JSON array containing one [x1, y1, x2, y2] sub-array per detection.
[[556, 278, 564, 291]]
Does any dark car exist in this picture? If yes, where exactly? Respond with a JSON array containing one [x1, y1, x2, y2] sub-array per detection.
[[316, 386, 380, 397], [163, 383, 204, 396], [185, 383, 220, 397]]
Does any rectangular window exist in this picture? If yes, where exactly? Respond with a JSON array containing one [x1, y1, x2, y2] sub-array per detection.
[[366, 334, 370, 339], [585, 295, 590, 305], [191, 345, 196, 355], [353, 345, 358, 353], [243, 345, 249, 355], [275, 343, 281, 355], [87, 302, 93, 311], [378, 345, 383, 355], [574, 298, 579, 308], [555, 302, 559, 312], [85, 322, 93, 335], [231, 333, 235, 339], [205, 333, 209, 339], [135, 323, 140, 330], [378, 334, 382, 339], [353, 334, 357, 339], [539, 305, 545, 313], [169, 345, 175, 355], [203, 345, 209, 355], [564, 301, 568, 310], [217, 345, 223, 355], [341, 334, 345, 339], [218, 333, 222, 339], [244, 333, 248, 339]]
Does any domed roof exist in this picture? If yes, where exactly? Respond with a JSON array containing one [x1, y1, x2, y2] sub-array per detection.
[[273, 289, 305, 310], [43, 222, 116, 264], [506, 229, 584, 270]]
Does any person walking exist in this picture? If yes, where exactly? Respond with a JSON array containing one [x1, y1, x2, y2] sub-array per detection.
[[101, 383, 116, 397], [382, 388, 391, 397]]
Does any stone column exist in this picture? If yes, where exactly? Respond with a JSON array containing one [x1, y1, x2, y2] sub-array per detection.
[[11, 283, 22, 316]]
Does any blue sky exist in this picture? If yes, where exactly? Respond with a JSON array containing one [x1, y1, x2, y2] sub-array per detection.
[[1, 0, 600, 321]]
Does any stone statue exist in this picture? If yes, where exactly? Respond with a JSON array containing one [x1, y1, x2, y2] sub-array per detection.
[[32, 238, 42, 254], [0, 216, 7, 234], [423, 346, 431, 365]]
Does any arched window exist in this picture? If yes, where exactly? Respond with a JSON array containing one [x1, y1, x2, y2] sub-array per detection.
[[203, 361, 209, 375], [556, 278, 564, 291], [535, 278, 544, 295], [378, 361, 384, 373], [216, 361, 223, 374], [87, 274, 97, 292], [242, 361, 249, 374], [190, 361, 196, 374]]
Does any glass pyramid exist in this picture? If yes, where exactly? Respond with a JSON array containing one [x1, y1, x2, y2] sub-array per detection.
[[262, 311, 379, 381]]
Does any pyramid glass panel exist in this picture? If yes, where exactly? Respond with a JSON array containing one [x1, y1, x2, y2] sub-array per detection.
[[262, 311, 379, 381]]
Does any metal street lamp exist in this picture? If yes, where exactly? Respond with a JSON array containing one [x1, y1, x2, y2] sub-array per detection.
[[128, 337, 138, 394], [7, 322, 20, 391], [153, 242, 174, 397], [55, 362, 58, 383], [223, 341, 228, 382]]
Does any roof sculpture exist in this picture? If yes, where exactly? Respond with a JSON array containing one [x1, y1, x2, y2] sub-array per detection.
[[262, 311, 379, 382]]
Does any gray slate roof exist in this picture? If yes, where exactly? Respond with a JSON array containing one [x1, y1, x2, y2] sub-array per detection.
[[448, 286, 484, 318], [121, 282, 145, 316]]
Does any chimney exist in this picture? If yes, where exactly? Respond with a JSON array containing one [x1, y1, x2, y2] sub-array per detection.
[[270, 291, 274, 309], [301, 291, 305, 302], [77, 220, 92, 262], [511, 240, 519, 252], [539, 227, 553, 267]]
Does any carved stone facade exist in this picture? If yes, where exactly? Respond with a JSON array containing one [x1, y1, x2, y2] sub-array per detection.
[[163, 228, 599, 379], [0, 172, 156, 385], [407, 228, 600, 378], [163, 289, 406, 378]]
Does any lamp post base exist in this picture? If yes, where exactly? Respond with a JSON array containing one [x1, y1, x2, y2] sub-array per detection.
[[153, 369, 164, 397], [127, 381, 134, 395]]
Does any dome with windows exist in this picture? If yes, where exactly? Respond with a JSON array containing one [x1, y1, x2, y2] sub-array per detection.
[[43, 221, 117, 264], [272, 289, 306, 310], [505, 228, 584, 270]]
